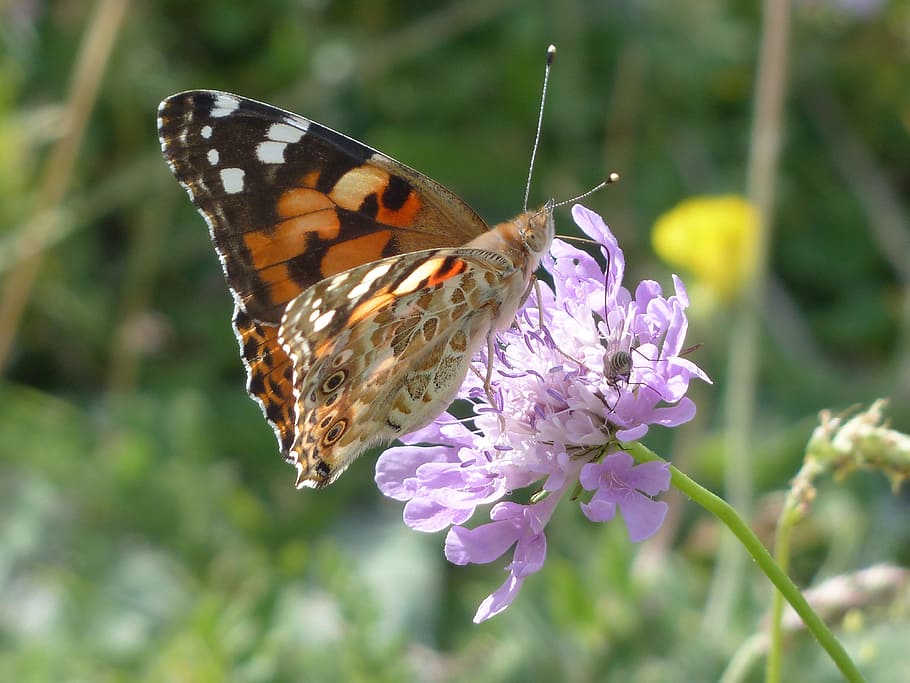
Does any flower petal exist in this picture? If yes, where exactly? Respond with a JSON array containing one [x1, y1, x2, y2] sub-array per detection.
[[375, 445, 454, 499], [445, 521, 518, 565], [581, 494, 617, 523], [473, 574, 524, 623], [404, 498, 472, 532], [621, 497, 669, 542], [623, 460, 672, 495]]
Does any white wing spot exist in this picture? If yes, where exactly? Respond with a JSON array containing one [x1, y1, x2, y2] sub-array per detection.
[[256, 140, 287, 164], [210, 94, 240, 118], [268, 122, 306, 142], [308, 308, 321, 323], [311, 297, 322, 310], [326, 273, 349, 291], [313, 310, 335, 333], [207, 149, 219, 165], [201, 125, 213, 139], [347, 263, 392, 300], [347, 282, 370, 300], [220, 167, 245, 194]]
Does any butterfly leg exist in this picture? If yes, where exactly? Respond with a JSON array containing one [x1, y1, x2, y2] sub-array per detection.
[[533, 278, 545, 331], [484, 334, 496, 402], [465, 335, 500, 407]]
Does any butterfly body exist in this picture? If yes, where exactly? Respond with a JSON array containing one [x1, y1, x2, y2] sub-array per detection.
[[158, 91, 553, 487]]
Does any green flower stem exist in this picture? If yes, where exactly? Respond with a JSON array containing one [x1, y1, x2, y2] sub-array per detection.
[[626, 442, 865, 683]]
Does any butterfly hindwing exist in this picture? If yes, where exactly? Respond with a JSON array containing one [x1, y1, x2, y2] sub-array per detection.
[[278, 247, 516, 487]]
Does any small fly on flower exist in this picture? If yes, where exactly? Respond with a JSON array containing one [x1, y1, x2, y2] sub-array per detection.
[[588, 246, 707, 431], [591, 261, 661, 423]]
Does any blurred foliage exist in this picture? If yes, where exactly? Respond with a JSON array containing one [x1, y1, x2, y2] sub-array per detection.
[[1, 0, 909, 681]]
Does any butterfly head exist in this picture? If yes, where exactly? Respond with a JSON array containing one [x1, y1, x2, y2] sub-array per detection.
[[521, 201, 556, 257], [471, 202, 554, 276]]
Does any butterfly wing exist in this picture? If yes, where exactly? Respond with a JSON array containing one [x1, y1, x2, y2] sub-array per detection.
[[157, 90, 493, 460], [232, 308, 297, 457], [157, 90, 491, 322], [279, 247, 523, 488]]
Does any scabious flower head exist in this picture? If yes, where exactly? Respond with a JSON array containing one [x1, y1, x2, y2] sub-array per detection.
[[376, 204, 710, 622]]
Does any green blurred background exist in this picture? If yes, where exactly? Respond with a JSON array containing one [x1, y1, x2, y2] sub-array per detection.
[[1, 1, 908, 681]]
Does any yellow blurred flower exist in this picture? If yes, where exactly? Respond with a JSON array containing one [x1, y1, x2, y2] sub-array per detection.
[[652, 195, 759, 302]]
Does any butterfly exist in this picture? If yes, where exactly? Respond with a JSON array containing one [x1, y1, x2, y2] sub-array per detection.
[[157, 90, 554, 488]]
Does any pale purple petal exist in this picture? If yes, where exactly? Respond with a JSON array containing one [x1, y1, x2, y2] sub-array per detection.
[[445, 521, 518, 565], [579, 453, 671, 541], [508, 530, 547, 577], [571, 204, 615, 247], [549, 239, 602, 284], [662, 303, 688, 357], [623, 459, 672, 495], [404, 498, 473, 532], [648, 399, 697, 427], [622, 497, 668, 542], [473, 574, 524, 623], [669, 274, 688, 307], [395, 417, 451, 445], [635, 280, 663, 311], [375, 445, 454, 499], [581, 492, 617, 523], [615, 424, 649, 441]]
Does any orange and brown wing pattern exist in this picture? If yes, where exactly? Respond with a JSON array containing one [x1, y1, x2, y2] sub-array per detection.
[[278, 247, 512, 488], [232, 307, 296, 458], [157, 90, 491, 324]]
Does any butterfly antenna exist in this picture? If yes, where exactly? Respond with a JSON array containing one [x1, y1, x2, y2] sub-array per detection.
[[552, 172, 621, 210], [558, 235, 601, 246], [523, 44, 557, 212]]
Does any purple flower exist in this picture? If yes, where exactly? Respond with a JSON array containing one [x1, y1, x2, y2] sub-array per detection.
[[376, 205, 710, 622], [579, 452, 671, 541]]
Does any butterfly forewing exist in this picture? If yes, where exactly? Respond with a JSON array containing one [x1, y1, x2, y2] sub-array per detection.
[[157, 90, 490, 322], [232, 307, 297, 458]]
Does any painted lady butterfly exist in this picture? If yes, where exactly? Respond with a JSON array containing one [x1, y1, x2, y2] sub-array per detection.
[[157, 90, 554, 488]]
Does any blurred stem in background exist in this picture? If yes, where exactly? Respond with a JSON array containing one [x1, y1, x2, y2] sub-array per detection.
[[0, 0, 128, 372], [702, 0, 791, 637]]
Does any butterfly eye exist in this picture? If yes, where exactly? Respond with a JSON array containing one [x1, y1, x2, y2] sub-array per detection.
[[324, 419, 348, 445], [522, 228, 543, 252]]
